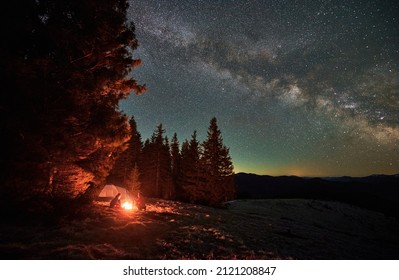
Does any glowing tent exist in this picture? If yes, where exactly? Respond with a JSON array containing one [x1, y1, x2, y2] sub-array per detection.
[[98, 184, 130, 201]]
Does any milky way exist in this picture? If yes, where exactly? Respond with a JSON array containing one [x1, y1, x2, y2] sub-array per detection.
[[121, 0, 399, 176]]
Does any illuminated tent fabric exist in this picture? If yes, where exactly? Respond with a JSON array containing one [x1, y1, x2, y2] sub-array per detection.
[[99, 184, 130, 200]]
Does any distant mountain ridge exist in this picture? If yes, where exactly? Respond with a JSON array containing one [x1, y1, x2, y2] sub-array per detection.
[[234, 172, 399, 218], [322, 173, 399, 184]]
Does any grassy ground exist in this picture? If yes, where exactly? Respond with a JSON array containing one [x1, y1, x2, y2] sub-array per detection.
[[1, 199, 398, 259]]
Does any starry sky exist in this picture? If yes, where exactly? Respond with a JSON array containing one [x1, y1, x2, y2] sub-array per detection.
[[121, 0, 399, 177]]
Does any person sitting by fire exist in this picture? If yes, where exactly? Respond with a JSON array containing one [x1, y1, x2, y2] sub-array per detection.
[[135, 191, 146, 211], [110, 193, 121, 208]]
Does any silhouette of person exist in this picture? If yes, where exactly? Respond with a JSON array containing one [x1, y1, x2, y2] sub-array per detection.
[[135, 191, 146, 211], [110, 193, 121, 208]]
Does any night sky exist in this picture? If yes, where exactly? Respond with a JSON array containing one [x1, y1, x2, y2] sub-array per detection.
[[121, 0, 399, 177]]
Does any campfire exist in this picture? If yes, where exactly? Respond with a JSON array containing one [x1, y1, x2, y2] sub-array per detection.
[[121, 201, 134, 210]]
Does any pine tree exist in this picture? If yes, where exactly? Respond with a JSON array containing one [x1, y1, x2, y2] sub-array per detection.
[[0, 0, 145, 212], [178, 140, 190, 201], [201, 118, 235, 205], [170, 133, 181, 200], [107, 116, 142, 188], [125, 163, 141, 197], [140, 124, 172, 199], [140, 138, 156, 197], [180, 131, 205, 203], [162, 137, 174, 199]]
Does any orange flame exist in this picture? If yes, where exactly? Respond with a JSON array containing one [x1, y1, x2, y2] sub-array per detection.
[[121, 201, 133, 210]]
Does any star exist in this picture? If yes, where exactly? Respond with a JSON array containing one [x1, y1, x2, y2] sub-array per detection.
[[122, 0, 399, 176]]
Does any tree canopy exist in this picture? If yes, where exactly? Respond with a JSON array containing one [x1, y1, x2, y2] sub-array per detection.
[[0, 0, 145, 214], [138, 118, 235, 205], [0, 0, 235, 216]]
